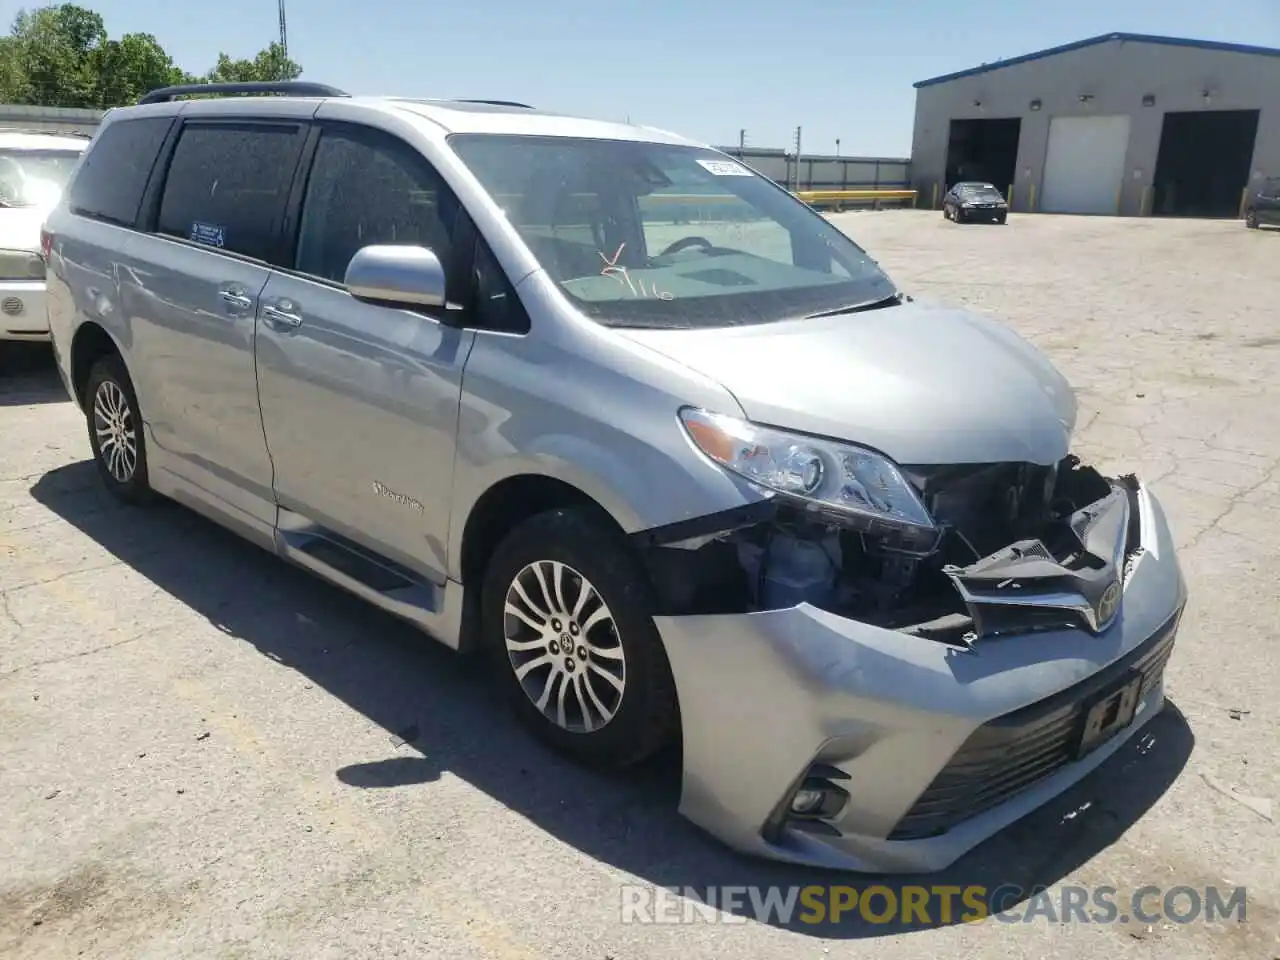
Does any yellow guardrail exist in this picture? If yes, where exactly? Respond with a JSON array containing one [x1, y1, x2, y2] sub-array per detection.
[[488, 188, 918, 225], [493, 190, 917, 206], [795, 189, 917, 204]]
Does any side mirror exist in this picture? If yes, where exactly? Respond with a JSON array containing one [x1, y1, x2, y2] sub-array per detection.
[[344, 245, 446, 309]]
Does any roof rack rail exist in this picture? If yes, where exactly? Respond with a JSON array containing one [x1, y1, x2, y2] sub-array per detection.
[[451, 99, 535, 109], [138, 81, 351, 105]]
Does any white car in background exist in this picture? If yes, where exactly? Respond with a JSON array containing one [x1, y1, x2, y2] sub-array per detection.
[[0, 129, 88, 357]]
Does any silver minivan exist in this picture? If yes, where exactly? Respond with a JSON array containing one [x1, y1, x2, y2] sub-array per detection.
[[43, 82, 1187, 873]]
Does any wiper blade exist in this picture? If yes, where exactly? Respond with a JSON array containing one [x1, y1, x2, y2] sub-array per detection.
[[806, 293, 902, 319]]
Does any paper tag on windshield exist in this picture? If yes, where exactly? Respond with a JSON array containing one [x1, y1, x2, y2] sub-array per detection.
[[697, 158, 753, 177]]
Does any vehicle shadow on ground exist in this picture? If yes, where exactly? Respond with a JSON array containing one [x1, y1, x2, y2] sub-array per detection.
[[30, 461, 1195, 939], [0, 345, 66, 407]]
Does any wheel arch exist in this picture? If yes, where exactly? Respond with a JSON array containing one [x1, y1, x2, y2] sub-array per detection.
[[457, 472, 623, 587], [452, 469, 632, 655], [69, 320, 129, 408]]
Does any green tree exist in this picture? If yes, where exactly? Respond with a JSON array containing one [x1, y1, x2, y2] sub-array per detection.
[[90, 33, 187, 106], [1, 4, 304, 108], [202, 42, 302, 84], [5, 4, 106, 106]]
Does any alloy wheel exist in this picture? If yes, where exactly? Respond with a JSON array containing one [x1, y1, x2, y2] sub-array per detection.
[[93, 379, 137, 483], [502, 560, 627, 734]]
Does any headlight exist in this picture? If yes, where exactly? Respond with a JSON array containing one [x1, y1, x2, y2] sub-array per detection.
[[679, 408, 936, 537], [0, 248, 44, 281]]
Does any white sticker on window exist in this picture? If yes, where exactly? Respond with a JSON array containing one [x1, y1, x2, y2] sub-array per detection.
[[696, 158, 753, 177]]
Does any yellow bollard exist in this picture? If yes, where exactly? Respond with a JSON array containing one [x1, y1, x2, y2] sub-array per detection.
[[931, 183, 939, 209], [1239, 186, 1250, 219], [1141, 184, 1153, 216], [1008, 184, 1014, 210], [1029, 183, 1037, 212]]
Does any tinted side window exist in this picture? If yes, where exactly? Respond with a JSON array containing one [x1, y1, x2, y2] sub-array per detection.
[[157, 122, 303, 262], [67, 116, 171, 227], [295, 127, 459, 284]]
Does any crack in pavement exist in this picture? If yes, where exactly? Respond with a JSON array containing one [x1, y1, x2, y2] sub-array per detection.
[[0, 541, 191, 597], [1181, 456, 1280, 551], [0, 626, 165, 679], [0, 590, 19, 631]]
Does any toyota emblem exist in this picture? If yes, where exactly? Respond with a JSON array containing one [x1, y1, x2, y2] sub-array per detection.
[[1096, 579, 1121, 626]]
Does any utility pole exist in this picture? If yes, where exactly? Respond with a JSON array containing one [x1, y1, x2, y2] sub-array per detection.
[[835, 138, 841, 156], [738, 128, 746, 156], [278, 0, 288, 56], [792, 126, 802, 190]]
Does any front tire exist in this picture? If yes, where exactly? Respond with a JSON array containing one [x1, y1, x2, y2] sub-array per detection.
[[85, 353, 152, 504], [1246, 209, 1259, 229], [954, 207, 966, 224], [480, 507, 679, 769]]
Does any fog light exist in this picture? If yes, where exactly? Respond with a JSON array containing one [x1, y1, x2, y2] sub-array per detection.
[[791, 788, 826, 814]]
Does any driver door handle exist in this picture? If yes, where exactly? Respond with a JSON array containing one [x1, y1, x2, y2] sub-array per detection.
[[263, 304, 303, 330]]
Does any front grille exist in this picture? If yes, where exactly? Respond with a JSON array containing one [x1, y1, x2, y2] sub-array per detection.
[[889, 609, 1181, 840]]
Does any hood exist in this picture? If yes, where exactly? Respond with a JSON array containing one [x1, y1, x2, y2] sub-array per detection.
[[0, 207, 47, 252], [617, 299, 1077, 466]]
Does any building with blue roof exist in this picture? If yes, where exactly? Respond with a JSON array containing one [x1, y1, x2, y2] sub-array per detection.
[[908, 33, 1280, 218]]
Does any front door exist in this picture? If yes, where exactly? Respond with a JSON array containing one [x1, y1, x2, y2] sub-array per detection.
[[255, 122, 475, 582], [124, 119, 307, 528], [1259, 178, 1280, 226]]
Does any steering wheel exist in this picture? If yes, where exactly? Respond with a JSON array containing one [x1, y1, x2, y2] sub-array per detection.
[[660, 235, 715, 256]]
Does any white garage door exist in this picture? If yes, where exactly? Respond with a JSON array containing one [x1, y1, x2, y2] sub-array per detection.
[[1040, 115, 1131, 215]]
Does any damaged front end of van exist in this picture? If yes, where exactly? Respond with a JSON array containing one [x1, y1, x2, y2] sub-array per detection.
[[631, 407, 1185, 874]]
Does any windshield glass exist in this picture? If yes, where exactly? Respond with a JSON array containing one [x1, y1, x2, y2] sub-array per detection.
[[0, 148, 83, 208], [958, 184, 1003, 201], [447, 134, 897, 329]]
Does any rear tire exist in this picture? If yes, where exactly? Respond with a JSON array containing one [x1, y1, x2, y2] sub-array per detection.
[[480, 507, 679, 769], [1246, 210, 1259, 229], [85, 353, 153, 505]]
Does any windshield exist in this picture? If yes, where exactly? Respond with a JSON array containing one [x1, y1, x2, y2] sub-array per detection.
[[447, 134, 897, 329], [0, 148, 83, 208], [958, 184, 1004, 201]]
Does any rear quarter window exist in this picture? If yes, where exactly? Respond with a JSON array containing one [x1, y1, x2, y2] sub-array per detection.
[[67, 116, 172, 227], [156, 122, 304, 263]]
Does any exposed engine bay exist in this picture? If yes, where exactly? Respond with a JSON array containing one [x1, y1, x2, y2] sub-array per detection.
[[634, 455, 1142, 647]]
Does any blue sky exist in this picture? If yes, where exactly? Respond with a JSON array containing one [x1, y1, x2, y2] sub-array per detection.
[[6, 0, 1279, 156]]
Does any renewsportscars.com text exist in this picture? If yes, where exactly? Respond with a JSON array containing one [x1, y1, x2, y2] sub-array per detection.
[[619, 884, 1248, 926]]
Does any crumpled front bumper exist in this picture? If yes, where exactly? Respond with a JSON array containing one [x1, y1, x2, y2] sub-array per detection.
[[652, 483, 1186, 874]]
